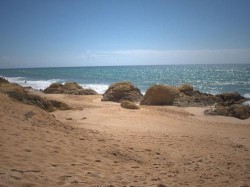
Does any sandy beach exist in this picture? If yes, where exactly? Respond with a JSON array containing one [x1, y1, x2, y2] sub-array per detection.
[[1, 90, 250, 187], [1, 0, 250, 186]]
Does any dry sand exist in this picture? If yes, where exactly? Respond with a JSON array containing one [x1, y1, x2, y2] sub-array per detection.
[[1, 92, 250, 187]]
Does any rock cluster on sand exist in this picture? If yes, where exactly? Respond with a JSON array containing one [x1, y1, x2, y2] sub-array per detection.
[[204, 92, 250, 119], [44, 82, 97, 95], [121, 101, 140, 110], [140, 85, 179, 105], [140, 83, 250, 119], [205, 104, 250, 120], [140, 84, 220, 107], [204, 100, 250, 119], [102, 82, 143, 102], [0, 78, 70, 112]]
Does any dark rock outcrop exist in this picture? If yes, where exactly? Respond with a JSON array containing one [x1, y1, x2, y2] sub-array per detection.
[[216, 92, 246, 106], [140, 85, 179, 105], [227, 104, 250, 120], [44, 82, 97, 95], [205, 104, 250, 120], [204, 92, 249, 119], [121, 101, 140, 110], [204, 104, 229, 116], [173, 84, 221, 107], [102, 82, 143, 102], [174, 90, 220, 107]]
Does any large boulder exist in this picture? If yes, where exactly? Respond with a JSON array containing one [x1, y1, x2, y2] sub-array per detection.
[[44, 83, 64, 94], [63, 82, 82, 90], [121, 101, 140, 110], [140, 85, 179, 105], [44, 82, 97, 95], [102, 82, 143, 102]]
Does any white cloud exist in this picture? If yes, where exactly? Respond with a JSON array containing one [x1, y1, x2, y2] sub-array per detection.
[[0, 56, 10, 61], [80, 50, 97, 61]]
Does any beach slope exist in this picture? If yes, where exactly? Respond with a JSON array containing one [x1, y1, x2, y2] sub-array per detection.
[[0, 92, 250, 186]]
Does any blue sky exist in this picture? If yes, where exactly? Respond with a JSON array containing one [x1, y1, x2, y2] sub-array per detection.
[[0, 0, 250, 68]]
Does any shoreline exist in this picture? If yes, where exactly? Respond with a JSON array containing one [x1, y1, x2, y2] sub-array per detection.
[[1, 75, 250, 99]]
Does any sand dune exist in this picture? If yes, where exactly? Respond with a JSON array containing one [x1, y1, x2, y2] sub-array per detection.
[[1, 92, 250, 186]]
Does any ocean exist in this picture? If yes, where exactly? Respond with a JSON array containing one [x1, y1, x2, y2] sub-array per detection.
[[0, 64, 250, 97]]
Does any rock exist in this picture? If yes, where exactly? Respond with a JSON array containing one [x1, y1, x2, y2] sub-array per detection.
[[0, 77, 9, 85], [140, 85, 179, 105], [228, 104, 250, 120], [48, 83, 64, 89], [216, 92, 246, 106], [43, 83, 64, 94], [174, 90, 220, 107], [102, 82, 143, 102], [44, 82, 97, 95], [178, 84, 193, 93], [63, 82, 82, 90], [204, 104, 250, 120], [121, 101, 140, 110], [204, 105, 229, 116]]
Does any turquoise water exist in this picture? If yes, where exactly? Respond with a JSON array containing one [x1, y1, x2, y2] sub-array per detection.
[[0, 64, 250, 96]]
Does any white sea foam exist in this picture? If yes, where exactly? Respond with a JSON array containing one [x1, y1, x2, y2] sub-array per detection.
[[243, 93, 250, 98], [2, 76, 109, 93], [80, 84, 109, 94], [3, 76, 60, 90], [242, 94, 250, 106], [207, 90, 220, 95], [242, 101, 250, 106]]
